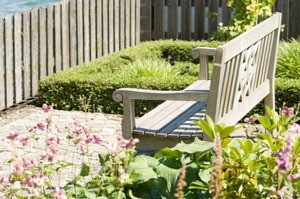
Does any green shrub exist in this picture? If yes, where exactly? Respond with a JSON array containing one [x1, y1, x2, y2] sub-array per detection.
[[276, 39, 300, 79], [38, 40, 219, 115]]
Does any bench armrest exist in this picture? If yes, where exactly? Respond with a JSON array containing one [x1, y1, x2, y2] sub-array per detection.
[[113, 88, 209, 102], [191, 47, 217, 80], [113, 88, 208, 138]]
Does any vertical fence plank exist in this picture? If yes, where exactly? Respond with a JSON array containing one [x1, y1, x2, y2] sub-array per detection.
[[153, 0, 164, 40], [54, 4, 62, 72], [23, 11, 31, 99], [62, 0, 70, 69], [136, 0, 140, 44], [90, 0, 96, 60], [208, 0, 218, 36], [290, 0, 300, 39], [39, 7, 47, 80], [167, 0, 178, 39], [125, 0, 131, 47], [0, 19, 4, 109], [194, 0, 205, 40], [181, 0, 191, 40], [31, 9, 39, 96], [114, 0, 120, 51], [120, 0, 125, 49], [140, 0, 151, 41], [5, 16, 14, 106], [83, 0, 90, 61], [47, 5, 54, 76], [276, 0, 289, 39], [14, 13, 22, 103], [102, 0, 108, 55], [130, 0, 136, 46], [108, 0, 114, 53], [221, 0, 231, 26], [77, 0, 84, 64], [70, 0, 77, 66], [96, 0, 102, 57]]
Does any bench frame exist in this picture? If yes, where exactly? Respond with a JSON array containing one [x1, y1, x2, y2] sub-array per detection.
[[113, 13, 282, 149]]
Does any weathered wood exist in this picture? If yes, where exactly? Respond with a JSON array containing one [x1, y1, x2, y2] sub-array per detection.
[[114, 0, 120, 51], [83, 0, 90, 61], [39, 7, 47, 80], [69, 0, 77, 66], [108, 0, 114, 53], [130, 0, 136, 46], [77, 0, 84, 64], [96, 0, 103, 57], [194, 0, 205, 40], [125, 0, 131, 47], [135, 0, 140, 44], [90, 0, 96, 60], [208, 0, 218, 36], [120, 0, 125, 49], [114, 13, 282, 149], [290, 0, 300, 38], [276, 0, 289, 39], [0, 20, 4, 109], [181, 0, 191, 40], [23, 11, 31, 99], [54, 4, 62, 72], [102, 0, 108, 55], [47, 5, 54, 76], [62, 0, 70, 69], [5, 16, 14, 107], [222, 0, 231, 26], [140, 0, 151, 41], [14, 13, 22, 103], [153, 0, 164, 39], [167, 0, 178, 39], [31, 9, 39, 96]]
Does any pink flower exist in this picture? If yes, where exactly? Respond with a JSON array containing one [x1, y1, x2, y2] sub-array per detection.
[[79, 144, 85, 155], [33, 174, 45, 188], [56, 137, 61, 144], [46, 136, 56, 146], [6, 132, 19, 140], [85, 137, 93, 144], [48, 154, 54, 162], [82, 126, 91, 137], [276, 136, 292, 174], [22, 176, 33, 187], [22, 158, 37, 170], [40, 154, 48, 160], [119, 137, 139, 149], [72, 118, 81, 126], [36, 122, 46, 131], [282, 106, 294, 118], [51, 187, 67, 199], [72, 137, 82, 144], [0, 176, 8, 186], [244, 116, 256, 124], [93, 135, 103, 144], [289, 123, 300, 133], [14, 164, 23, 177], [48, 145, 58, 155], [42, 104, 53, 113], [277, 186, 287, 197], [18, 135, 30, 146]]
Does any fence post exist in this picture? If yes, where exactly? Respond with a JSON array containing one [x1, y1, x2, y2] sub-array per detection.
[[208, 0, 218, 37], [140, 0, 152, 41], [181, 0, 191, 40], [167, 0, 178, 39], [194, 0, 205, 40]]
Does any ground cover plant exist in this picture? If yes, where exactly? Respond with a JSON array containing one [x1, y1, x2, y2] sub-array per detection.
[[1, 104, 300, 198]]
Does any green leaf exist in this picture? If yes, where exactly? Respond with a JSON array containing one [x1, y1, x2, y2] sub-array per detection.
[[257, 116, 272, 130], [171, 138, 213, 154], [189, 180, 209, 190], [194, 119, 214, 139], [220, 125, 236, 138], [198, 168, 213, 183], [79, 163, 90, 177], [130, 155, 158, 182], [222, 138, 232, 147]]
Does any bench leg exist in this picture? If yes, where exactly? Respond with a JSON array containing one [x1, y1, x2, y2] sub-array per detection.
[[264, 82, 275, 110], [122, 98, 135, 139]]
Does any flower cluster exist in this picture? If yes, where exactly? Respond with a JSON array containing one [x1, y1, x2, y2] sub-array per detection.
[[276, 135, 293, 174]]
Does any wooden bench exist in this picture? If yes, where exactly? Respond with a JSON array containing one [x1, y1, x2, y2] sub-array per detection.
[[113, 13, 282, 150]]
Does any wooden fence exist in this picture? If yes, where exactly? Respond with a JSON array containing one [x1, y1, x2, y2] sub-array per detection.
[[0, 0, 140, 110], [140, 0, 300, 41]]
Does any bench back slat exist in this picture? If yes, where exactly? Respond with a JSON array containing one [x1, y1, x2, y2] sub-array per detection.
[[207, 13, 282, 125]]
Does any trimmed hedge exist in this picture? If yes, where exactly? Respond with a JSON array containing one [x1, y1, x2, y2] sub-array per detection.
[[37, 40, 220, 115], [37, 40, 300, 116]]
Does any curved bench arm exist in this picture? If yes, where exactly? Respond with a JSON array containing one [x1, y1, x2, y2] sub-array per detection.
[[112, 88, 209, 139], [191, 47, 217, 80]]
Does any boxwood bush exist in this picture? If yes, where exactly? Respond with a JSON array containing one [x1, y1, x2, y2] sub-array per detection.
[[37, 40, 300, 116]]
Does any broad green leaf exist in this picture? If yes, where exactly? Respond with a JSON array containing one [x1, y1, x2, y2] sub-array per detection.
[[189, 180, 208, 190], [257, 116, 272, 130], [171, 138, 213, 154], [157, 163, 181, 193], [155, 147, 182, 159], [194, 119, 214, 139], [79, 163, 90, 177], [266, 106, 279, 123], [260, 133, 274, 150], [220, 125, 236, 138], [222, 138, 232, 147], [198, 168, 213, 183], [130, 155, 158, 182]]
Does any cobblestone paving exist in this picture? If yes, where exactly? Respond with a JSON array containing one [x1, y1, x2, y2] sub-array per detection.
[[0, 104, 122, 187]]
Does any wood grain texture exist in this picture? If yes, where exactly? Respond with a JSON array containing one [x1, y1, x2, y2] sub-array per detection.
[[96, 0, 103, 57], [139, 0, 151, 41], [47, 5, 54, 76], [39, 7, 47, 80], [14, 13, 22, 103], [208, 0, 218, 36], [114, 0, 120, 51], [153, 0, 164, 40], [135, 0, 140, 44], [108, 0, 114, 53], [23, 11, 31, 99], [90, 0, 96, 60], [125, 0, 130, 47], [0, 19, 4, 109], [77, 0, 84, 64], [102, 0, 108, 55], [70, 0, 77, 66], [120, 0, 125, 49], [167, 0, 178, 39], [31, 9, 39, 96], [181, 0, 191, 40], [62, 0, 70, 69], [83, 0, 90, 62], [54, 4, 62, 72], [130, 0, 136, 46]]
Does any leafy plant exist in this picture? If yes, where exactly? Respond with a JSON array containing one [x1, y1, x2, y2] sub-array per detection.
[[215, 0, 276, 40]]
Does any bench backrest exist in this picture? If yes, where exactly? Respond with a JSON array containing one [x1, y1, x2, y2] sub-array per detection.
[[206, 13, 282, 125]]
